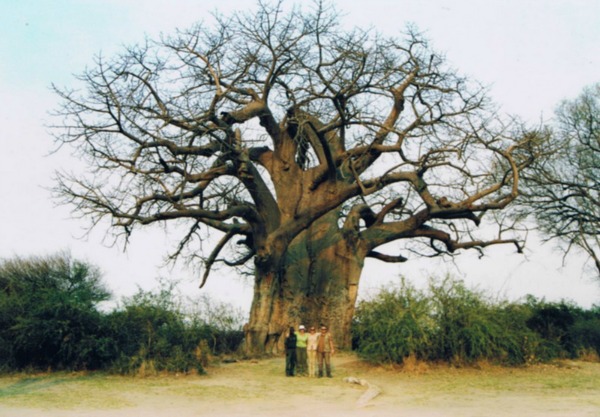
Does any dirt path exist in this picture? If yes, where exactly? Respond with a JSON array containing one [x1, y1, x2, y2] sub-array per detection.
[[1, 354, 599, 416]]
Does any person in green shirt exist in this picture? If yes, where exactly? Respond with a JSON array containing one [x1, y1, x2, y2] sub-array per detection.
[[296, 325, 309, 376]]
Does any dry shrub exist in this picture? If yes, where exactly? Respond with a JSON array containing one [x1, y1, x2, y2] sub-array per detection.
[[137, 359, 157, 377], [577, 349, 600, 363], [195, 340, 212, 368], [401, 353, 429, 374]]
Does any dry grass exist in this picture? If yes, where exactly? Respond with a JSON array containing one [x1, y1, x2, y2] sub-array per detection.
[[0, 353, 599, 417]]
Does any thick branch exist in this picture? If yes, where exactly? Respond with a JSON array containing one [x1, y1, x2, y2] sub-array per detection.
[[366, 251, 408, 263], [200, 229, 236, 288]]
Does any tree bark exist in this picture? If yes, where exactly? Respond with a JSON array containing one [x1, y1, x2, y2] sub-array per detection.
[[245, 212, 366, 356]]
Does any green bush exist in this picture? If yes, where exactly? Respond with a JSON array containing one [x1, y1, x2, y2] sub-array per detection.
[[353, 276, 544, 366], [571, 314, 600, 356], [493, 303, 540, 365], [525, 297, 600, 360], [428, 277, 537, 365], [0, 253, 112, 370], [104, 281, 244, 374], [105, 282, 204, 374], [353, 279, 433, 363], [0, 253, 245, 373], [185, 294, 245, 355]]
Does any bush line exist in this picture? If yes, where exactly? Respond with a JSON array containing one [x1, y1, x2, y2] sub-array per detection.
[[2, 255, 598, 372], [352, 276, 600, 365]]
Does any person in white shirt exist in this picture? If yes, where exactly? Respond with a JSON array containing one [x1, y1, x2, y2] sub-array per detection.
[[306, 326, 320, 377]]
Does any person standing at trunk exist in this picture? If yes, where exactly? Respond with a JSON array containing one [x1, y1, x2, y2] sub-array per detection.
[[285, 326, 297, 376], [296, 325, 309, 376], [306, 326, 319, 377], [316, 325, 335, 378]]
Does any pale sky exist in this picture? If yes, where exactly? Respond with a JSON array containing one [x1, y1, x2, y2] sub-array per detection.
[[1, 0, 600, 310]]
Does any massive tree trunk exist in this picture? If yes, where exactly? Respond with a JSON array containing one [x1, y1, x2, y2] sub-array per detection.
[[245, 212, 367, 355]]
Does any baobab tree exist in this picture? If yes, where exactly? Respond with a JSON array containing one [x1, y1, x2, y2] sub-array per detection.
[[52, 2, 539, 355]]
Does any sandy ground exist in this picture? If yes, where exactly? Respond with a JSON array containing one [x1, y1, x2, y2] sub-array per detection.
[[1, 354, 599, 417]]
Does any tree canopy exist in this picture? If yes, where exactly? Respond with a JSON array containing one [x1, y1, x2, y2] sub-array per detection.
[[52, 1, 536, 272], [522, 83, 600, 278]]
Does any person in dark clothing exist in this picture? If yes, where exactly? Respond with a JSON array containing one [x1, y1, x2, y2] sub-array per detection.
[[284, 326, 297, 376]]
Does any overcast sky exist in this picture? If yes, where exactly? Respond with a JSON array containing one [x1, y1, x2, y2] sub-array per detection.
[[1, 0, 599, 311]]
